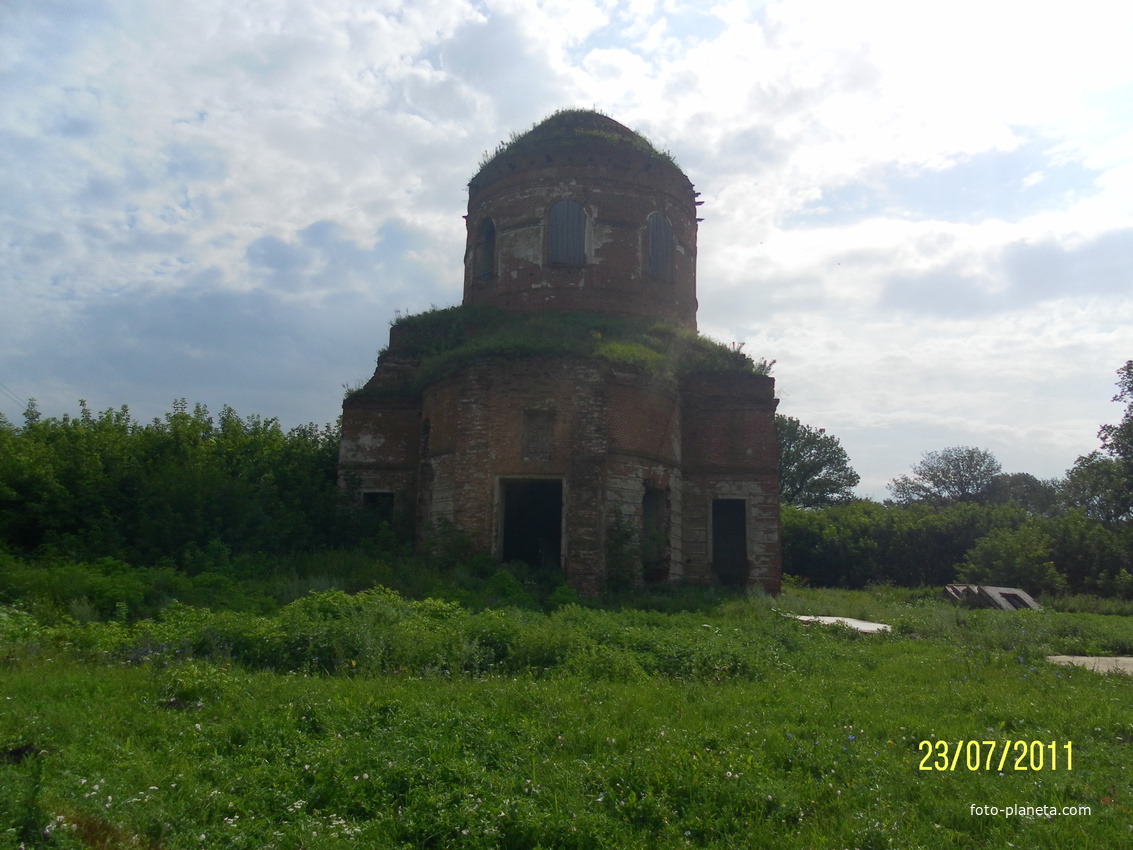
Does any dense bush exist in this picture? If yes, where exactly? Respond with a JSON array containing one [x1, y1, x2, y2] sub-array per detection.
[[0, 400, 380, 565], [782, 501, 1133, 597], [957, 522, 1065, 595]]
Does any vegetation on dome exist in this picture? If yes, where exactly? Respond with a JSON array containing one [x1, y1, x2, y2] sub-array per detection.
[[346, 305, 771, 400], [473, 107, 680, 177]]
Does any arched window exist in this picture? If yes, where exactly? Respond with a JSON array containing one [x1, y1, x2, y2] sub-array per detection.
[[548, 200, 585, 266], [473, 218, 495, 280], [647, 213, 673, 281]]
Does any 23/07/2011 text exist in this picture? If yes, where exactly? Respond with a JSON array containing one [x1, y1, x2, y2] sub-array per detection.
[[918, 740, 1073, 771]]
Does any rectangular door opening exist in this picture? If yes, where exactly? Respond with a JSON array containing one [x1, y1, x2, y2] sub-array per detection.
[[501, 479, 563, 572], [361, 491, 395, 525], [642, 486, 668, 584], [712, 498, 748, 587]]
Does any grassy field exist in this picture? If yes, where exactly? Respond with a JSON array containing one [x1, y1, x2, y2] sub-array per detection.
[[2, 586, 1131, 848]]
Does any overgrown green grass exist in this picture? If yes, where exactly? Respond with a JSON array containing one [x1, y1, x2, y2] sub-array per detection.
[[0, 534, 572, 623], [347, 306, 768, 401], [2, 587, 1132, 847]]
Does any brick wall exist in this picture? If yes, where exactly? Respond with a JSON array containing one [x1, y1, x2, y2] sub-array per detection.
[[464, 146, 699, 329], [605, 372, 682, 463], [680, 372, 781, 593], [420, 357, 609, 591], [341, 355, 781, 595], [681, 373, 778, 473]]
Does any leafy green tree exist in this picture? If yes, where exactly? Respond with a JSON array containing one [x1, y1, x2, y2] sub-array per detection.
[[0, 411, 65, 550], [1100, 361, 1133, 456], [957, 522, 1065, 596], [1053, 363, 1133, 531], [780, 502, 881, 588], [1045, 509, 1127, 595], [1061, 452, 1129, 526], [775, 415, 860, 507], [984, 472, 1061, 515], [1095, 360, 1133, 522], [887, 446, 1002, 506]]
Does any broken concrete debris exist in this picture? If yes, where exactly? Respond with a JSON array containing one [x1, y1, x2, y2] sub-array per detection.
[[943, 584, 1041, 611]]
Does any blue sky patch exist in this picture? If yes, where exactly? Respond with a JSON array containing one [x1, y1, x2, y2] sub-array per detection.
[[785, 137, 1100, 226]]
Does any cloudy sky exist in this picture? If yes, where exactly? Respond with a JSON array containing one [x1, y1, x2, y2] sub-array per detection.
[[3, 0, 1131, 497]]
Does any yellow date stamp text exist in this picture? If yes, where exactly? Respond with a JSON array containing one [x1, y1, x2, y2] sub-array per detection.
[[918, 740, 1073, 771]]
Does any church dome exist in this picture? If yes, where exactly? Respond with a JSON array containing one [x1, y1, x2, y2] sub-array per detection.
[[463, 110, 699, 329], [470, 109, 683, 188]]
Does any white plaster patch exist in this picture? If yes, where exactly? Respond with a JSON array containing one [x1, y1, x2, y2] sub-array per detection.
[[507, 227, 543, 265], [592, 221, 615, 256]]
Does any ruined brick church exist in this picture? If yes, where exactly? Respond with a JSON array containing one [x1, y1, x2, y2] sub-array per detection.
[[339, 110, 781, 595]]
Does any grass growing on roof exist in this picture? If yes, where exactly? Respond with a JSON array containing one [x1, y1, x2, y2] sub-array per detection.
[[474, 107, 680, 175], [347, 305, 769, 400]]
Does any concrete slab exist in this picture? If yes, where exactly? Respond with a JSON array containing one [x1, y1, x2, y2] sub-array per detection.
[[791, 615, 891, 634], [944, 584, 1041, 611], [1046, 656, 1133, 675]]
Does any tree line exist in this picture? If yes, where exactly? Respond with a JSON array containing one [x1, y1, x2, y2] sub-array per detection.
[[777, 362, 1133, 597], [0, 399, 375, 569], [1, 362, 1130, 607]]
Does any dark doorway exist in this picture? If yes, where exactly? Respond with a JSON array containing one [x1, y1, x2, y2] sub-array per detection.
[[712, 498, 748, 587], [642, 487, 668, 584], [361, 491, 395, 525], [501, 479, 563, 571]]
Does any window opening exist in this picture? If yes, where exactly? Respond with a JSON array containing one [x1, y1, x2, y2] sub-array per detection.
[[711, 498, 747, 587], [474, 218, 496, 280], [500, 479, 563, 572], [647, 213, 673, 281], [642, 486, 669, 584], [549, 200, 585, 266], [361, 491, 395, 526]]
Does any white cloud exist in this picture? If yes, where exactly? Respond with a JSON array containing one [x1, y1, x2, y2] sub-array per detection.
[[1, 0, 1131, 497]]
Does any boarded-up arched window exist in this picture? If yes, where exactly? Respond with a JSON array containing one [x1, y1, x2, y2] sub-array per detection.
[[647, 213, 673, 281], [549, 200, 585, 266], [474, 218, 495, 280]]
